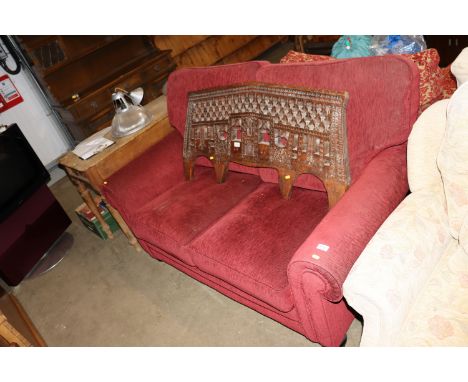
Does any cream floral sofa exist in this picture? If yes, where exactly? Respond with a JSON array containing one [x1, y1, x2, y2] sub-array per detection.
[[343, 48, 468, 346]]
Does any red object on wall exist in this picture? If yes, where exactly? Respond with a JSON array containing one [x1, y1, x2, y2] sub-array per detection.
[[0, 74, 23, 112]]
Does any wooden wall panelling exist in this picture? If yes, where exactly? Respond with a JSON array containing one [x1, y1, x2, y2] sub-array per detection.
[[216, 36, 286, 65], [153, 36, 285, 69], [294, 35, 340, 53], [153, 35, 210, 58], [173, 35, 258, 68]]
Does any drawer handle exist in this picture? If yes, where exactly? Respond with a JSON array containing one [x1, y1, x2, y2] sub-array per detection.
[[90, 101, 98, 110], [153, 64, 160, 71]]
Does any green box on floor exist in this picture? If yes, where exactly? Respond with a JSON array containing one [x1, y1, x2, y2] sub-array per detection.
[[75, 203, 120, 240]]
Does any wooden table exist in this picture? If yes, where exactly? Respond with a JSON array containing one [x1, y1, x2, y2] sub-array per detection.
[[59, 96, 174, 250]]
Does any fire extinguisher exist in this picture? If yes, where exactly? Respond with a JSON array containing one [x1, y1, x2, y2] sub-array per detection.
[[0, 36, 23, 112], [0, 74, 23, 112]]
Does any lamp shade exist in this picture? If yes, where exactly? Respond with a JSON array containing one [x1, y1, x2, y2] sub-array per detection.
[[111, 89, 150, 138]]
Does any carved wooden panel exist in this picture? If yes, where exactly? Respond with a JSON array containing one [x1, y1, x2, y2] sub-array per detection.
[[183, 82, 350, 207], [31, 38, 66, 70]]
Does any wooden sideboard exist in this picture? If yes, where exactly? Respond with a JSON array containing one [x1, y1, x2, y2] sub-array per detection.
[[153, 35, 286, 68], [16, 36, 176, 142]]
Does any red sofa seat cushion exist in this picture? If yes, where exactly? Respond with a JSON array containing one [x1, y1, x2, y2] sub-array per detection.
[[130, 169, 262, 265], [187, 183, 329, 312], [102, 131, 185, 222]]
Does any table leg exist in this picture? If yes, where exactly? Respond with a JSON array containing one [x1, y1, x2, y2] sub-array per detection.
[[104, 202, 142, 252], [66, 174, 114, 239], [80, 185, 114, 239]]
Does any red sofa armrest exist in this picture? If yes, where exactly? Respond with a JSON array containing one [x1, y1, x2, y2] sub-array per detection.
[[287, 144, 408, 345]]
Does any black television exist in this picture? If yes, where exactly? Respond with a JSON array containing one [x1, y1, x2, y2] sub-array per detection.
[[0, 123, 50, 222]]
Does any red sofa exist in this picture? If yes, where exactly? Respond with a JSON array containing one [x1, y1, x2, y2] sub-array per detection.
[[103, 56, 419, 346]]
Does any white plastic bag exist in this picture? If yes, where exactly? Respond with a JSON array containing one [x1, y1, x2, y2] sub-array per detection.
[[370, 35, 427, 56]]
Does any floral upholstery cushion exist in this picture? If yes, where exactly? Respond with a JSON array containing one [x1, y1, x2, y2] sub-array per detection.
[[402, 49, 445, 111], [343, 48, 468, 346], [451, 47, 468, 86], [439, 65, 457, 99], [279, 50, 336, 63], [280, 48, 457, 112], [343, 191, 452, 345], [407, 99, 448, 194], [460, 215, 468, 255], [397, 239, 468, 346], [399, 73, 468, 346], [437, 81, 468, 239]]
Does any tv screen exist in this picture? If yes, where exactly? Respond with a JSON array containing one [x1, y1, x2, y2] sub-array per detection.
[[0, 123, 50, 222]]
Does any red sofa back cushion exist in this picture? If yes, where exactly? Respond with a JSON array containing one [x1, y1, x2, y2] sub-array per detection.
[[280, 49, 457, 113], [255, 56, 419, 189]]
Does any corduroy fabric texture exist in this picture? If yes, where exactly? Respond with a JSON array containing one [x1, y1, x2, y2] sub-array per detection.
[[102, 131, 185, 222], [188, 183, 329, 312], [130, 170, 261, 265]]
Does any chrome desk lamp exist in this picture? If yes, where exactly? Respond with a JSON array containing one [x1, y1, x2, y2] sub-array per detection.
[[111, 87, 150, 138]]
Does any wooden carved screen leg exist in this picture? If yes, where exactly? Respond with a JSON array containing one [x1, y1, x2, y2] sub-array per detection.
[[278, 169, 297, 200], [184, 159, 195, 181], [323, 179, 348, 209], [185, 157, 229, 184], [213, 161, 229, 183]]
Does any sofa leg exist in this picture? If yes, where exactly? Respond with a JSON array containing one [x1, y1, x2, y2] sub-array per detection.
[[339, 334, 347, 347]]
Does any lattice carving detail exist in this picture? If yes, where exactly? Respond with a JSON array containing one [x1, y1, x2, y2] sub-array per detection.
[[183, 82, 350, 207]]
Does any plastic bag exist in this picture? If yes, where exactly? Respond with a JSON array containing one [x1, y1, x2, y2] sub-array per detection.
[[331, 35, 374, 58], [369, 35, 427, 56]]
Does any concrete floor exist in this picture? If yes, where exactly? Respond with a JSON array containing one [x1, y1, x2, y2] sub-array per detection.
[[12, 177, 363, 346]]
